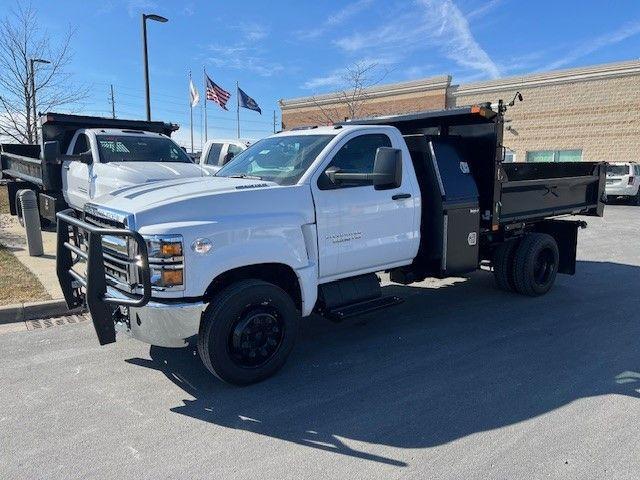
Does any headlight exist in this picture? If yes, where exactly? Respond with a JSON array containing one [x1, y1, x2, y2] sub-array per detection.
[[144, 234, 183, 259], [142, 235, 184, 290]]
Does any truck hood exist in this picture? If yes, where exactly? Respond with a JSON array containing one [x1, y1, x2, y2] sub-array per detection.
[[104, 161, 209, 183], [90, 175, 315, 230], [94, 176, 280, 214]]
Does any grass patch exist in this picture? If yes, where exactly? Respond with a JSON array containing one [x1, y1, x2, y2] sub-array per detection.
[[0, 244, 50, 306], [0, 184, 8, 215]]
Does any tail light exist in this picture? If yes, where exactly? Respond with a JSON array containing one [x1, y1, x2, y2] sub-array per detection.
[[629, 177, 635, 185]]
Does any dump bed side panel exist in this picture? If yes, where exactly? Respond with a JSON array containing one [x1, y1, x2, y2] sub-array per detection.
[[500, 162, 605, 223]]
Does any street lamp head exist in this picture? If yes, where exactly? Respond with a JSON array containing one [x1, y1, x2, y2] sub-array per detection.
[[144, 13, 168, 23], [32, 58, 51, 64]]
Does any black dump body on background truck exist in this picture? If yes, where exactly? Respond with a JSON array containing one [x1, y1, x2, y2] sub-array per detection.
[[344, 104, 605, 285], [0, 113, 178, 223]]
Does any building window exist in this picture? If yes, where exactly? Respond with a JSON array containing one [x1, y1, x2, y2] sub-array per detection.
[[503, 148, 516, 163], [526, 149, 582, 162]]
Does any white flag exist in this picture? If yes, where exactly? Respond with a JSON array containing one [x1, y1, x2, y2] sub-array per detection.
[[189, 78, 200, 107]]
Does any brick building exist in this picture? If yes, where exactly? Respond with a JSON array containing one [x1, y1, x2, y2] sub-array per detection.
[[279, 60, 640, 163]]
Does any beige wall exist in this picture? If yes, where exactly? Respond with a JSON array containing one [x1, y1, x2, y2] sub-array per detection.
[[451, 74, 640, 163], [281, 88, 447, 129], [280, 61, 640, 163]]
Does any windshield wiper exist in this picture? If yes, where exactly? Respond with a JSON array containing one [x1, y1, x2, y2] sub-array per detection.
[[227, 174, 263, 180]]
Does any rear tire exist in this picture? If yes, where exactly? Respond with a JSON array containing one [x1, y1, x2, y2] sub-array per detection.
[[512, 233, 559, 297], [197, 279, 300, 385], [493, 239, 519, 291], [633, 190, 640, 206]]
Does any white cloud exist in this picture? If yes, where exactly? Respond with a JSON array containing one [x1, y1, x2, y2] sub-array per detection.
[[544, 21, 640, 71], [206, 44, 283, 77], [295, 0, 374, 40], [332, 0, 500, 79], [466, 0, 503, 20], [234, 22, 269, 41]]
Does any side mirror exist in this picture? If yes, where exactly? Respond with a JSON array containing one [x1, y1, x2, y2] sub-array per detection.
[[372, 147, 402, 190], [58, 150, 93, 165], [324, 147, 403, 190], [42, 141, 60, 164], [78, 150, 93, 164]]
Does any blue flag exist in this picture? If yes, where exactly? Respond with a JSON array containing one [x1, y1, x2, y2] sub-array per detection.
[[238, 87, 262, 114]]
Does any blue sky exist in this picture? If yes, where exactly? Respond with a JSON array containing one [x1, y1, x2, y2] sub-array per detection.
[[8, 0, 640, 147]]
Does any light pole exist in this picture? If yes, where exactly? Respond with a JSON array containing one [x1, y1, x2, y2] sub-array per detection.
[[30, 58, 50, 144], [142, 13, 168, 121]]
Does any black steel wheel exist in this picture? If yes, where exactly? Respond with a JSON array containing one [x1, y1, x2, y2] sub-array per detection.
[[512, 233, 559, 297], [198, 279, 299, 385], [492, 239, 519, 292]]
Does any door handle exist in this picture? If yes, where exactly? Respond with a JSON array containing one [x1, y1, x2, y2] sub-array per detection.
[[392, 193, 411, 200]]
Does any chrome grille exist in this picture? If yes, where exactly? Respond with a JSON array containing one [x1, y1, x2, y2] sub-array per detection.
[[82, 205, 139, 292]]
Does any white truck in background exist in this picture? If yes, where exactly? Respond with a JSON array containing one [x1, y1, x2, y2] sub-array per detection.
[[56, 105, 606, 385], [0, 113, 210, 223], [199, 138, 251, 173]]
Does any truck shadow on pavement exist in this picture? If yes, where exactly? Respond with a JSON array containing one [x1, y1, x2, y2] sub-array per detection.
[[127, 260, 640, 467]]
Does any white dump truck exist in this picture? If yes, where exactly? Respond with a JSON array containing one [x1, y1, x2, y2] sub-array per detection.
[[56, 105, 605, 385], [1, 113, 209, 224]]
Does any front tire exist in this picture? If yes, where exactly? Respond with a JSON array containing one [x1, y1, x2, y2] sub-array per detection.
[[197, 279, 300, 385], [512, 233, 559, 297]]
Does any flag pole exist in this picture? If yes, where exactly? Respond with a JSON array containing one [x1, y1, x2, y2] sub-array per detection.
[[189, 71, 194, 154], [236, 81, 240, 139], [203, 66, 208, 143]]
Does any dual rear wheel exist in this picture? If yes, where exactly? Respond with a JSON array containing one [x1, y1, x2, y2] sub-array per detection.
[[493, 233, 559, 296]]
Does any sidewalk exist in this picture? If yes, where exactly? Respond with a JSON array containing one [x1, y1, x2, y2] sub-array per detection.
[[0, 213, 63, 299]]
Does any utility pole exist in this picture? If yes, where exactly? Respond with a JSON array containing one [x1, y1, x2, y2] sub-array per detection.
[[109, 84, 116, 118], [273, 110, 276, 133]]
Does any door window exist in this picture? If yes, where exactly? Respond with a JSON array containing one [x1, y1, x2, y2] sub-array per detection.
[[319, 134, 391, 189], [205, 143, 224, 165], [72, 134, 90, 154]]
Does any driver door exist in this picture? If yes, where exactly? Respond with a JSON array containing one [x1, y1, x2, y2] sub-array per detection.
[[312, 132, 419, 280], [62, 132, 92, 210]]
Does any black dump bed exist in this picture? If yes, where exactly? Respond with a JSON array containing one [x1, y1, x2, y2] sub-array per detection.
[[345, 105, 605, 279], [345, 105, 605, 230]]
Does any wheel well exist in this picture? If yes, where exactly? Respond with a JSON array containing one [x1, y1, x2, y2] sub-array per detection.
[[204, 263, 302, 310]]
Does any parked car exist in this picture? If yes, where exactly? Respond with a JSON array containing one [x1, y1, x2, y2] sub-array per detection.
[[0, 113, 210, 223], [56, 105, 605, 385], [605, 162, 640, 205], [199, 139, 251, 173]]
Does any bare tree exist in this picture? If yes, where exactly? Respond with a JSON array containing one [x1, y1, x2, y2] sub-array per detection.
[[309, 61, 388, 125], [0, 3, 87, 144]]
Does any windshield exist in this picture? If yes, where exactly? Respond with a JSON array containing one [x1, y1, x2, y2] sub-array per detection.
[[216, 135, 334, 185], [96, 135, 193, 164], [607, 164, 630, 176]]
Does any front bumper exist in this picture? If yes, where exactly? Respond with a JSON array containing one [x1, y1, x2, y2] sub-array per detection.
[[119, 295, 206, 348], [56, 209, 203, 348]]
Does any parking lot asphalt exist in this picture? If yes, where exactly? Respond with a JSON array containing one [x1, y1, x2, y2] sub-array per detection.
[[1, 205, 639, 480]]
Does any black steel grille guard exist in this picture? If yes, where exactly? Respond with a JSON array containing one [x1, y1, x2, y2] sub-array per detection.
[[56, 209, 151, 345]]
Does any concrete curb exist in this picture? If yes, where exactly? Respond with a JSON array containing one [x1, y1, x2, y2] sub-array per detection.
[[0, 299, 83, 325]]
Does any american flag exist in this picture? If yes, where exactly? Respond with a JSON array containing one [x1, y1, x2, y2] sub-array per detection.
[[205, 74, 231, 110]]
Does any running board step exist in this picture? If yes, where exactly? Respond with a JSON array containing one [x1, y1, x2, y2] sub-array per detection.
[[325, 295, 403, 322]]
